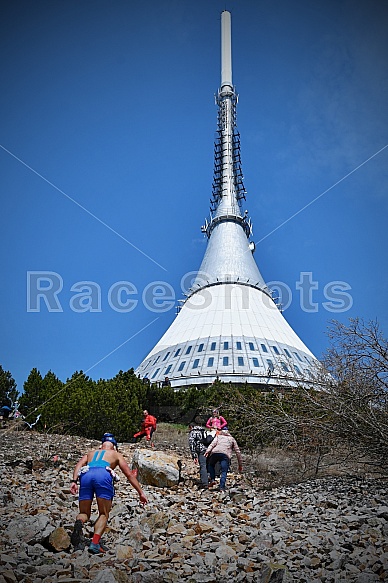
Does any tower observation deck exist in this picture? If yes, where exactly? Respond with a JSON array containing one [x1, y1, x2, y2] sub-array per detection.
[[135, 11, 317, 388]]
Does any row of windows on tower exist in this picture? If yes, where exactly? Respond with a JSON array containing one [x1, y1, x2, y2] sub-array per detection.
[[149, 342, 305, 366], [148, 358, 303, 379]]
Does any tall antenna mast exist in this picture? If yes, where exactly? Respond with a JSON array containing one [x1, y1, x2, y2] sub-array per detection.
[[221, 10, 233, 91], [204, 10, 250, 238]]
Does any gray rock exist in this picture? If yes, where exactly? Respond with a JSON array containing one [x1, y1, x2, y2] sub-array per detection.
[[215, 543, 237, 562], [375, 505, 388, 519], [159, 570, 181, 582], [260, 562, 293, 583], [5, 514, 52, 545], [131, 449, 180, 487], [90, 568, 118, 583], [0, 555, 18, 567], [140, 510, 170, 532], [356, 572, 380, 582], [132, 573, 165, 583], [204, 551, 217, 566], [189, 575, 217, 583], [123, 525, 149, 551], [0, 571, 17, 583], [34, 564, 60, 578]]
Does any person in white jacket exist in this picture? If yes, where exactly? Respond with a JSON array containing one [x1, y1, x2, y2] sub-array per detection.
[[205, 430, 243, 491]]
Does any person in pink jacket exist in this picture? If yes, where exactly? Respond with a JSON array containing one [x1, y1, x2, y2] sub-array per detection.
[[204, 429, 242, 491], [206, 409, 228, 431]]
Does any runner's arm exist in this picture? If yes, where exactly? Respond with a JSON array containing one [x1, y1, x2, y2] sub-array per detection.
[[70, 454, 88, 494], [118, 455, 147, 504]]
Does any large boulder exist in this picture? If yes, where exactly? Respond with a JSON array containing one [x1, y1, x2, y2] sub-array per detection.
[[131, 449, 181, 487]]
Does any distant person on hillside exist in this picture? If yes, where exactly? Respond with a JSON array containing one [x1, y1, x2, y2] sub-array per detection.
[[70, 433, 147, 554], [205, 429, 242, 492], [0, 405, 11, 420], [206, 409, 228, 431], [161, 376, 171, 387], [133, 410, 157, 446], [188, 423, 209, 489]]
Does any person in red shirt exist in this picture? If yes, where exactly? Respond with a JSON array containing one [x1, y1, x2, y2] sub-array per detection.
[[133, 410, 157, 445]]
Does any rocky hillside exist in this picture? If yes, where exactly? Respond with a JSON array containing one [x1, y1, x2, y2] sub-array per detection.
[[0, 424, 387, 582]]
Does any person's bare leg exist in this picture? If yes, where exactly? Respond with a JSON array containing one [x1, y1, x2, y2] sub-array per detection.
[[76, 499, 92, 524], [88, 497, 112, 554], [93, 497, 112, 537], [71, 500, 91, 549]]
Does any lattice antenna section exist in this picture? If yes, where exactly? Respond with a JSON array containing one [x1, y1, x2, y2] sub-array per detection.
[[211, 93, 247, 208]]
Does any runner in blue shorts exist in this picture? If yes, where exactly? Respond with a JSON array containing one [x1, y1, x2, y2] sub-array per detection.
[[78, 450, 116, 501], [70, 433, 147, 554]]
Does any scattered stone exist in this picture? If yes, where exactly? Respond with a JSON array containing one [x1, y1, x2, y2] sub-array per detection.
[[46, 526, 71, 551], [0, 571, 18, 583], [260, 562, 292, 582], [116, 544, 134, 560], [0, 429, 387, 582], [90, 569, 118, 583]]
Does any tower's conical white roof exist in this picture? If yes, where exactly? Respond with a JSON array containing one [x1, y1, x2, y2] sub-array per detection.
[[135, 11, 318, 388]]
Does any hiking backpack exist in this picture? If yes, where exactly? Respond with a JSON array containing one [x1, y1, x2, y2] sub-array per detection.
[[201, 429, 214, 447]]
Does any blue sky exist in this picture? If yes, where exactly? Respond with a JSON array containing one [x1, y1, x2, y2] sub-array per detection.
[[1, 0, 387, 392]]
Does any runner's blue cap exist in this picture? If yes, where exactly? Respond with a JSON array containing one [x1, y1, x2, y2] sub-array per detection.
[[101, 433, 118, 447]]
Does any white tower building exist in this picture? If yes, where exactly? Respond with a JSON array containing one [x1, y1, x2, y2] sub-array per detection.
[[135, 11, 317, 388]]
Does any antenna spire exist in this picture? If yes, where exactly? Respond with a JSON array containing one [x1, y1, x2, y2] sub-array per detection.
[[221, 11, 233, 92], [204, 10, 250, 237]]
